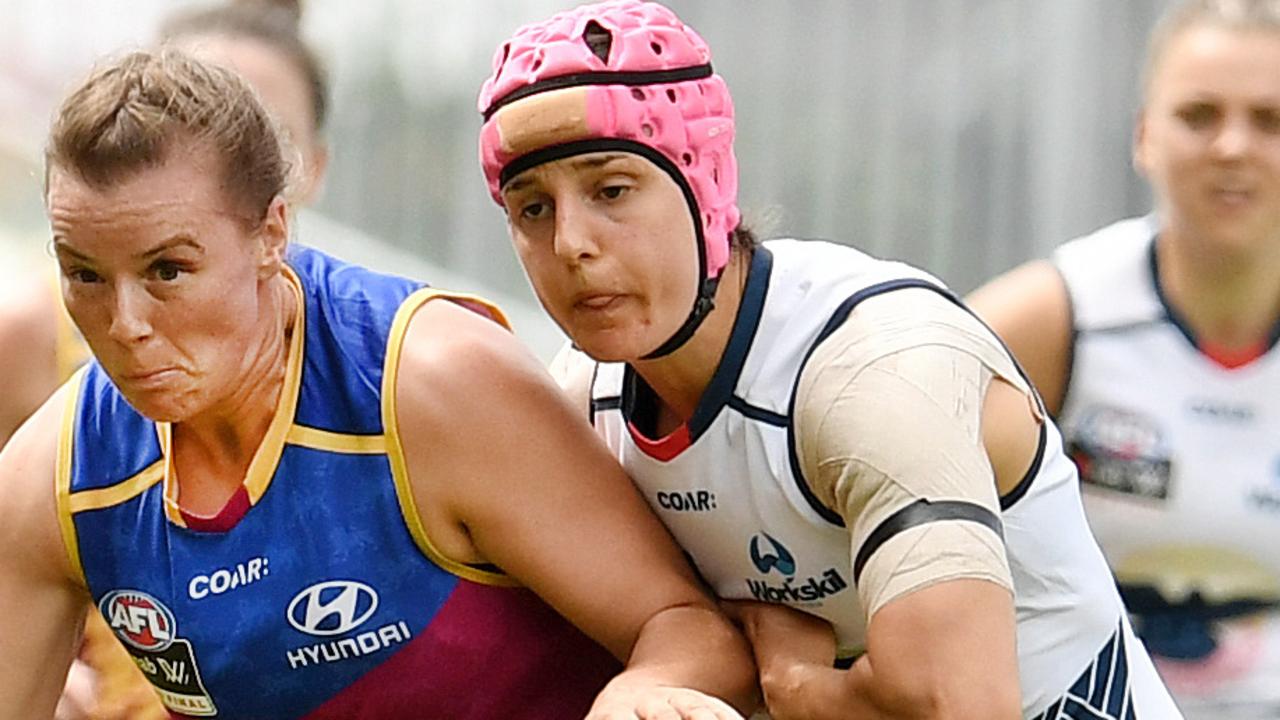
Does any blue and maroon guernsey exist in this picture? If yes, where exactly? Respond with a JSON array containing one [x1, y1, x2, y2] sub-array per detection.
[[55, 246, 620, 719]]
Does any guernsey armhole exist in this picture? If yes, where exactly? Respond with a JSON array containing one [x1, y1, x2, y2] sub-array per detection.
[[380, 288, 519, 587]]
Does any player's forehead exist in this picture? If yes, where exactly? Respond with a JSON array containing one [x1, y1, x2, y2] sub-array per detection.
[[502, 151, 655, 194]]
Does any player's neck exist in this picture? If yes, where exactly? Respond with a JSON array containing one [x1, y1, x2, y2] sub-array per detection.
[[1158, 231, 1280, 350], [170, 278, 296, 514], [632, 252, 748, 429]]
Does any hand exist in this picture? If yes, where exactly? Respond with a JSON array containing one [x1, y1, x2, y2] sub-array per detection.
[[721, 600, 836, 669], [587, 683, 746, 720], [54, 659, 98, 720]]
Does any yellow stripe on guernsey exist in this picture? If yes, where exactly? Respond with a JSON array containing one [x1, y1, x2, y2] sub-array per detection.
[[285, 425, 387, 454], [55, 367, 91, 587], [381, 288, 518, 587]]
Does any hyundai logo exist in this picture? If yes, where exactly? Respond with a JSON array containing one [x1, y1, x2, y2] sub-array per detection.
[[287, 580, 379, 637], [749, 533, 796, 576]]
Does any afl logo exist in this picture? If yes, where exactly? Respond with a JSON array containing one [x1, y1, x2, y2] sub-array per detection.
[[99, 589, 177, 652], [287, 580, 379, 637]]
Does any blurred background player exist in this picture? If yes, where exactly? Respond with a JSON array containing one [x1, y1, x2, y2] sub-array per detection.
[[969, 0, 1280, 716]]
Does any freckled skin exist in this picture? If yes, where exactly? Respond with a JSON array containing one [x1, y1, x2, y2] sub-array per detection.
[[46, 146, 290, 429]]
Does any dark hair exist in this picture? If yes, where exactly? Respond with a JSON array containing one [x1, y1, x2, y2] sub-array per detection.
[[160, 0, 328, 131], [729, 222, 759, 252], [46, 48, 290, 224]]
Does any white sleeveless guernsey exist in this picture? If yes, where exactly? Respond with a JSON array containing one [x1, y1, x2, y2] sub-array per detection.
[[589, 239, 1180, 719], [1055, 217, 1280, 719]]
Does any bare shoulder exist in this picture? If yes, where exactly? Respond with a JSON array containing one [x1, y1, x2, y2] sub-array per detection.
[[0, 381, 94, 712], [0, 380, 79, 586], [0, 275, 60, 443], [965, 260, 1072, 415], [394, 297, 552, 424], [389, 298, 590, 561]]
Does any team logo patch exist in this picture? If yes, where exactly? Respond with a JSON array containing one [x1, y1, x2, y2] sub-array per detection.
[[98, 589, 217, 716], [288, 580, 379, 636], [1068, 405, 1173, 501], [749, 533, 796, 575], [100, 589, 177, 652], [133, 640, 218, 716], [745, 532, 847, 606], [284, 579, 414, 670]]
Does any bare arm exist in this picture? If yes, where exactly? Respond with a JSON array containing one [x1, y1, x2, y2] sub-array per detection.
[[734, 292, 1032, 719], [965, 260, 1072, 415], [393, 299, 757, 716], [0, 385, 92, 719], [733, 579, 1017, 720]]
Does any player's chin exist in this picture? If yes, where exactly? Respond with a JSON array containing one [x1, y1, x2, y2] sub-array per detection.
[[563, 328, 655, 364]]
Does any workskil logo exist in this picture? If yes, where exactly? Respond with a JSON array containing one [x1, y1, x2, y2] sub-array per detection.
[[749, 533, 796, 575], [746, 533, 848, 606], [99, 589, 177, 652], [287, 580, 379, 637]]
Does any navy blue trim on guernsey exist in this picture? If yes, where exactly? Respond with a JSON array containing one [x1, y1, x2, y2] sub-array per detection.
[[852, 499, 1004, 584], [1147, 235, 1199, 353], [1049, 262, 1078, 419], [999, 422, 1045, 511], [1148, 235, 1280, 360], [588, 361, 604, 427], [1032, 622, 1134, 720], [620, 245, 774, 441], [726, 396, 788, 427], [591, 396, 622, 415], [786, 278, 1052, 527]]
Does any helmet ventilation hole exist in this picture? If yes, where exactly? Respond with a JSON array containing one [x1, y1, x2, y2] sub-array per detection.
[[666, 89, 677, 103], [631, 88, 645, 101], [682, 152, 693, 166], [651, 42, 663, 55], [641, 123, 654, 137], [583, 20, 613, 63]]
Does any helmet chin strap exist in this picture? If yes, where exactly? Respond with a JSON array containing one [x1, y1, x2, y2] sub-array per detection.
[[640, 273, 720, 360]]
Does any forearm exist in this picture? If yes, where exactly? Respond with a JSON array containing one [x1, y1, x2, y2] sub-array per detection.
[[760, 654, 1014, 720], [614, 603, 759, 714], [761, 653, 932, 720]]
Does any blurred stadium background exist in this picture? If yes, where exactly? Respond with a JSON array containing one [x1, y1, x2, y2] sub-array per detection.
[[0, 0, 1172, 356]]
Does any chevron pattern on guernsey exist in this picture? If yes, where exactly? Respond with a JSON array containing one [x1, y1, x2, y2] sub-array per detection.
[[1034, 623, 1136, 720]]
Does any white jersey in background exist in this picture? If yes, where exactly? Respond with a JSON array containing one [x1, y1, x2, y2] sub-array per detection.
[[1055, 217, 1280, 719], [566, 239, 1180, 719]]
